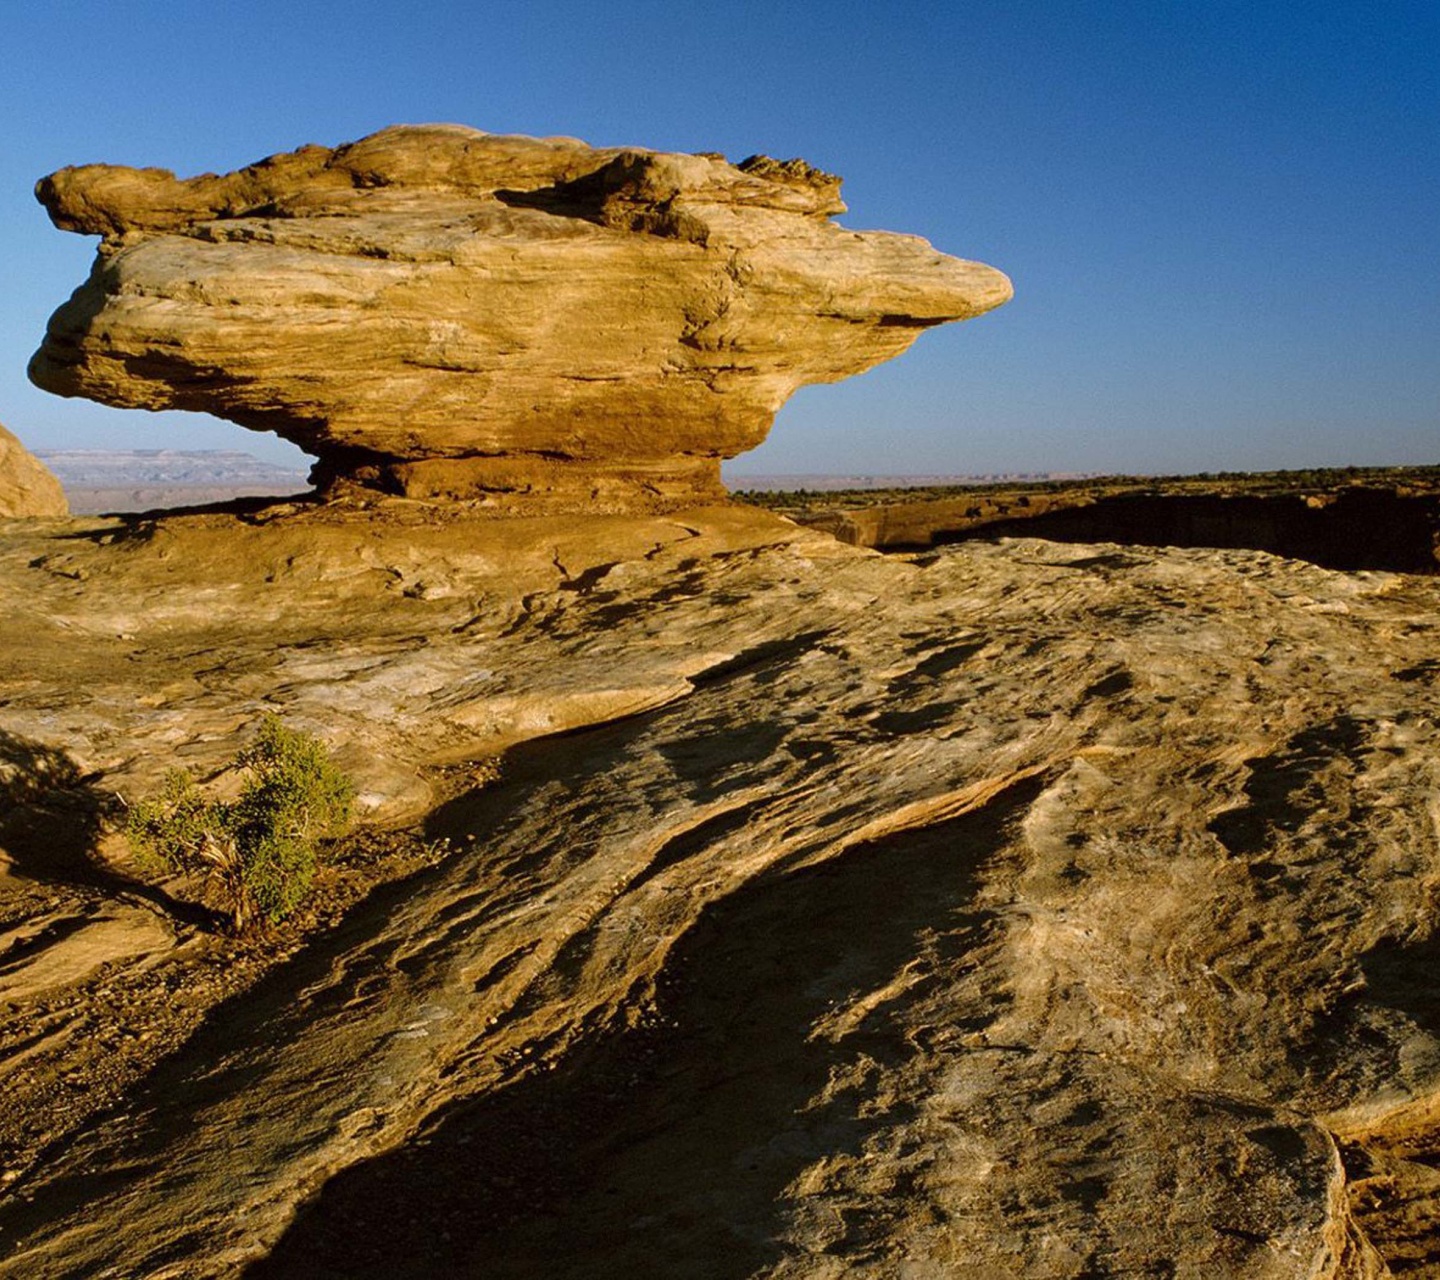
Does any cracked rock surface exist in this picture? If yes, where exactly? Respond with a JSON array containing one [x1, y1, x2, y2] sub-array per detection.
[[1, 504, 1438, 1275], [30, 125, 1010, 510]]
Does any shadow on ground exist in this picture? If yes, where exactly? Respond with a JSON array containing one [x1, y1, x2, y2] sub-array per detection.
[[0, 730, 110, 883], [0, 730, 203, 924], [250, 778, 1038, 1279], [943, 490, 1440, 574]]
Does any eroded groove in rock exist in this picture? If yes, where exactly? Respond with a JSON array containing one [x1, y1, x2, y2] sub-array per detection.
[[941, 489, 1440, 574], [796, 479, 1440, 577]]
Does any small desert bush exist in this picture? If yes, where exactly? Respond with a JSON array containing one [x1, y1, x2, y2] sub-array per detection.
[[126, 715, 353, 933]]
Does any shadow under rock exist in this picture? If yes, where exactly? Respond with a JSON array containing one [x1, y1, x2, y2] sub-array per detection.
[[0, 729, 204, 925], [251, 776, 1042, 1279]]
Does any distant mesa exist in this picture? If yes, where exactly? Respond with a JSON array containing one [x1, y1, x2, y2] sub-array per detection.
[[30, 125, 1011, 513], [0, 423, 67, 518], [35, 449, 311, 515]]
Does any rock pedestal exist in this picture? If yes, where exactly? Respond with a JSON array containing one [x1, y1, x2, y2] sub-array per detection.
[[31, 125, 1010, 511]]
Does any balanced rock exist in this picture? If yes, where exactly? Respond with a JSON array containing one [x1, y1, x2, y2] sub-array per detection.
[[0, 424, 67, 518], [30, 125, 1011, 510]]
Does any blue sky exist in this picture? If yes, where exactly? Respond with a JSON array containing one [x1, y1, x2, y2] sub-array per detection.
[[1, 0, 1435, 477]]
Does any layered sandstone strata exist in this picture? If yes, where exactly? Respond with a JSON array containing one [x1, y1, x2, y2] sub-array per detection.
[[0, 424, 67, 518], [1, 508, 1437, 1274], [30, 125, 1011, 510]]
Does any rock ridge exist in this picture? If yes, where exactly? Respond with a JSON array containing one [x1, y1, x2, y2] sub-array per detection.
[[30, 125, 1011, 511]]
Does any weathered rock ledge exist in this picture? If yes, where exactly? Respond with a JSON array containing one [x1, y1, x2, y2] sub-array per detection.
[[787, 478, 1440, 573], [31, 125, 1011, 510]]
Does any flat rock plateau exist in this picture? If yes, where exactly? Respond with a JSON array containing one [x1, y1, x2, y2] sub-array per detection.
[[3, 126, 1439, 1278], [1, 498, 1438, 1278]]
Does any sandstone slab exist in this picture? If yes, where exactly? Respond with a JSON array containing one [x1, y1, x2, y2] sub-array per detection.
[[31, 126, 1011, 510], [0, 507, 1437, 1275]]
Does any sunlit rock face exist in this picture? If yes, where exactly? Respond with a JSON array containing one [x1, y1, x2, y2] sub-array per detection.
[[0, 423, 67, 518], [30, 125, 1011, 511]]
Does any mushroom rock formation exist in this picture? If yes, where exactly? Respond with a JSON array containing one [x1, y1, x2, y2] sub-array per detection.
[[30, 125, 1011, 511], [0, 423, 67, 518]]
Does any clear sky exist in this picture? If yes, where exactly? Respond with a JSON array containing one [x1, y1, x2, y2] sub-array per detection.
[[1, 0, 1435, 477]]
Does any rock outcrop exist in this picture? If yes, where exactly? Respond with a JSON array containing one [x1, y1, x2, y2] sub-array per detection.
[[787, 478, 1440, 573], [0, 424, 67, 518], [30, 125, 1011, 510], [1, 506, 1438, 1274]]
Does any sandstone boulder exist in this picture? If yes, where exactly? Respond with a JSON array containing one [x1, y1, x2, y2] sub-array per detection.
[[0, 424, 67, 518], [30, 125, 1011, 510]]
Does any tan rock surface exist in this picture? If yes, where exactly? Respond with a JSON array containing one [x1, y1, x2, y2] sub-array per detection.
[[0, 424, 66, 518], [0, 505, 1437, 1275], [30, 126, 1011, 509]]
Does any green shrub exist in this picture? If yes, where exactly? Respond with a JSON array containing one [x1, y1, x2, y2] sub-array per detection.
[[126, 715, 353, 933]]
